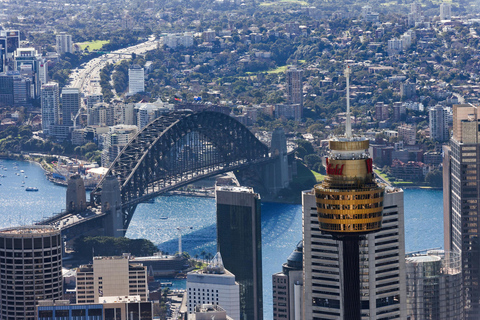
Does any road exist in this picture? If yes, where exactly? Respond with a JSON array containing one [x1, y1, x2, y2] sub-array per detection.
[[68, 36, 159, 99]]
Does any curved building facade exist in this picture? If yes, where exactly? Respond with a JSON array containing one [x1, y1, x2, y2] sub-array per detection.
[[0, 226, 62, 320], [406, 250, 462, 320]]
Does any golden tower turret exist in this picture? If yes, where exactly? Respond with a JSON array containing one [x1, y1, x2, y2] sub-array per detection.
[[313, 66, 385, 320]]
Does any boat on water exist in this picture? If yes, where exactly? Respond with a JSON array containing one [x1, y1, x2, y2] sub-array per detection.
[[160, 217, 168, 220], [20, 170, 24, 173], [25, 187, 38, 192]]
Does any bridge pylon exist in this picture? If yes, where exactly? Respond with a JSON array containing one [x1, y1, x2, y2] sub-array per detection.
[[101, 174, 124, 237]]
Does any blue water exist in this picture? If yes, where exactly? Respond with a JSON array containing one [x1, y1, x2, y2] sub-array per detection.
[[0, 159, 444, 320]]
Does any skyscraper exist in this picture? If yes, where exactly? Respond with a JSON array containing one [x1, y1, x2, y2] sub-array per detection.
[[41, 82, 60, 136], [56, 33, 73, 55], [286, 66, 303, 109], [128, 65, 145, 94], [61, 87, 81, 127], [303, 187, 407, 319], [0, 226, 63, 320], [272, 241, 303, 320], [216, 185, 263, 320], [429, 105, 449, 142], [443, 103, 480, 319]]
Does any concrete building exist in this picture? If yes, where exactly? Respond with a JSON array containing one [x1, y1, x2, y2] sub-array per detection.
[[14, 47, 43, 98], [128, 65, 145, 95], [76, 254, 148, 304], [393, 102, 406, 122], [286, 67, 303, 110], [135, 100, 172, 129], [401, 81, 416, 99], [41, 82, 60, 136], [405, 250, 462, 320], [440, 2, 452, 20], [191, 305, 234, 320], [443, 103, 480, 319], [88, 102, 114, 126], [302, 186, 407, 319], [375, 102, 389, 121], [186, 253, 240, 320], [0, 226, 63, 320], [216, 186, 263, 320], [61, 87, 81, 127], [272, 241, 303, 320], [398, 124, 416, 145], [429, 105, 449, 142], [36, 297, 152, 320], [101, 125, 138, 167], [0, 30, 20, 63], [86, 94, 103, 112], [56, 33, 73, 55]]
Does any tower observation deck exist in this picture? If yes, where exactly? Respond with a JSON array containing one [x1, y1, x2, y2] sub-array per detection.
[[314, 66, 385, 320]]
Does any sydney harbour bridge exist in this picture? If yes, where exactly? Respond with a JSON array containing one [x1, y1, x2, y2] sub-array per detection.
[[38, 110, 294, 242]]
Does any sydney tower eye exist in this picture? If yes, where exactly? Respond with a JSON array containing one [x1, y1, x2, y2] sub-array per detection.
[[314, 66, 384, 320]]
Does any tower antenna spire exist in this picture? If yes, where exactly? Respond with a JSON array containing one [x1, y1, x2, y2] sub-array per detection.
[[345, 65, 352, 139]]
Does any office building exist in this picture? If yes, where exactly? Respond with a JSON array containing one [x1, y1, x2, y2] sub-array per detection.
[[272, 241, 303, 320], [56, 33, 73, 55], [41, 82, 60, 136], [286, 67, 303, 109], [443, 103, 480, 319], [303, 186, 407, 319], [36, 297, 153, 320], [128, 65, 145, 94], [101, 125, 138, 167], [86, 94, 103, 111], [405, 250, 462, 320], [61, 87, 81, 127], [135, 101, 172, 129], [14, 47, 43, 98], [429, 105, 449, 142], [440, 2, 452, 20], [76, 254, 148, 304], [0, 226, 63, 320], [0, 30, 20, 63], [216, 185, 263, 320], [186, 253, 240, 320]]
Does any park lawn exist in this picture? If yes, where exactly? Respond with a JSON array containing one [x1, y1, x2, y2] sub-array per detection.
[[267, 65, 288, 74], [374, 169, 391, 184], [77, 40, 110, 51], [311, 170, 325, 182]]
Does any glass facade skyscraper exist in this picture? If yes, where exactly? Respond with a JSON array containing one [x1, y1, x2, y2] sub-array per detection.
[[216, 185, 263, 320]]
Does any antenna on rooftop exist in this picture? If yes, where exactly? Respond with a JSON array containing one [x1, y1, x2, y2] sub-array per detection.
[[345, 65, 352, 139]]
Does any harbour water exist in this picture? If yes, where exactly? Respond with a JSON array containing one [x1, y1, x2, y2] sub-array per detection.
[[0, 159, 444, 320]]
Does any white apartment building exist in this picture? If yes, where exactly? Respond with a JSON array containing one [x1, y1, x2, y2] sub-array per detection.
[[56, 33, 73, 55], [128, 65, 145, 94], [303, 187, 407, 319], [101, 125, 138, 167], [41, 82, 60, 135], [186, 253, 240, 320]]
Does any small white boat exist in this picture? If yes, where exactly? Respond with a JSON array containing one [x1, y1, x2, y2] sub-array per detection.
[[20, 170, 24, 173]]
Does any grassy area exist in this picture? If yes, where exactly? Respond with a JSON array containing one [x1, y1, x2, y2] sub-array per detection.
[[374, 169, 391, 184], [245, 65, 288, 76], [311, 170, 325, 182], [76, 40, 110, 51]]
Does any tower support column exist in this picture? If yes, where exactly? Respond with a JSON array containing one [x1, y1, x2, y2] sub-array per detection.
[[342, 237, 361, 320]]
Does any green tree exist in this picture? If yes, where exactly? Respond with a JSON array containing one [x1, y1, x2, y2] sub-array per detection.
[[425, 169, 442, 188]]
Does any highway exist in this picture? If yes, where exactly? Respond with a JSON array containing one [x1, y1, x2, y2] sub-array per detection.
[[68, 36, 159, 98]]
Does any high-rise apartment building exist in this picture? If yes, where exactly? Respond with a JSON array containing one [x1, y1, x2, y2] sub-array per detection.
[[443, 103, 480, 319], [429, 105, 449, 142], [186, 253, 240, 320], [0, 226, 63, 320], [303, 187, 407, 319], [440, 2, 452, 20], [286, 66, 303, 110], [61, 87, 81, 127], [101, 125, 138, 167], [272, 241, 303, 320], [86, 94, 103, 111], [405, 250, 462, 320], [375, 102, 389, 121], [128, 65, 145, 94], [216, 185, 263, 320], [398, 124, 416, 145], [41, 82, 60, 136], [56, 33, 73, 55], [76, 254, 148, 304]]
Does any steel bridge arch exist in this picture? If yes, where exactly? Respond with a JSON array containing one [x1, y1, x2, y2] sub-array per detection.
[[91, 110, 270, 230]]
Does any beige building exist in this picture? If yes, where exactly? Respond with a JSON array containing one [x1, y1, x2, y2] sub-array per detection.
[[76, 254, 148, 304], [398, 124, 416, 145]]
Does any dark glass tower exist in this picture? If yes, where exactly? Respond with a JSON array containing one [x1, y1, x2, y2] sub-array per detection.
[[216, 185, 263, 320]]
